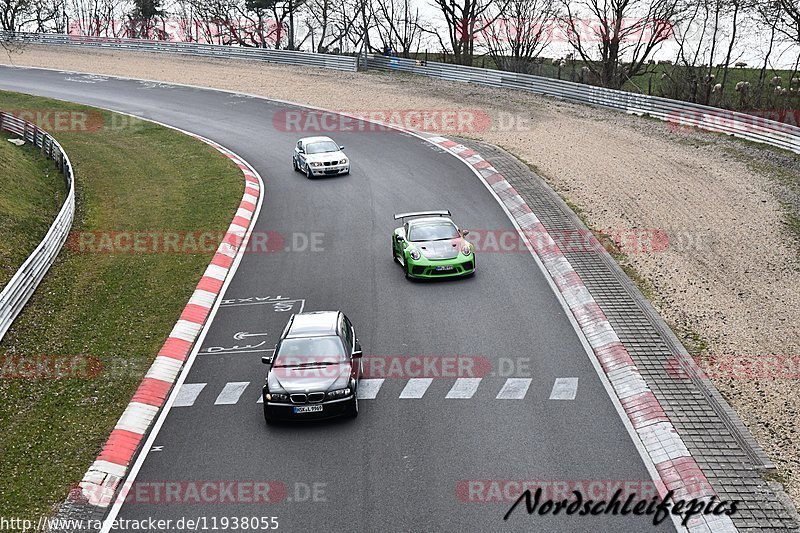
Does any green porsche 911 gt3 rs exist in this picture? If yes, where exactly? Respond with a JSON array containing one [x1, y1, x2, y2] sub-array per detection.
[[392, 210, 475, 279]]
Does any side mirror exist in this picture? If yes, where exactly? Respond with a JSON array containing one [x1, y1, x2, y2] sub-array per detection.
[[262, 355, 273, 365], [462, 229, 470, 236], [396, 234, 405, 242], [298, 148, 305, 154], [352, 350, 363, 359], [339, 145, 345, 150]]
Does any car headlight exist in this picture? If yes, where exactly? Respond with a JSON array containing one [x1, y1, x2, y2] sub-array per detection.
[[327, 387, 351, 399], [462, 243, 472, 256], [340, 159, 348, 165], [266, 392, 289, 402], [408, 247, 421, 260], [310, 162, 322, 167]]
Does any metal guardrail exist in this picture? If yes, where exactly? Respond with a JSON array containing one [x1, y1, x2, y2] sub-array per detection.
[[364, 55, 800, 155], [2, 31, 358, 72], [0, 112, 75, 342]]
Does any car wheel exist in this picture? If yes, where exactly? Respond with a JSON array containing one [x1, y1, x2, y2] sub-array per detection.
[[404, 263, 411, 280], [292, 157, 298, 171], [263, 406, 275, 426], [305, 165, 313, 179], [347, 394, 359, 418]]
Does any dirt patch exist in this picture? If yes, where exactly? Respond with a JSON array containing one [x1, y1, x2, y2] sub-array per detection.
[[3, 44, 800, 505]]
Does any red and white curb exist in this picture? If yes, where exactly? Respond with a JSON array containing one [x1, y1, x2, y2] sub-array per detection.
[[73, 135, 261, 509], [427, 136, 736, 533]]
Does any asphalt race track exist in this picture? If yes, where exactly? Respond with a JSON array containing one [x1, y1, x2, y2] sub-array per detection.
[[0, 66, 676, 532]]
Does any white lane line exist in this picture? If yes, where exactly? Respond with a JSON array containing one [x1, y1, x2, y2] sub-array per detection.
[[496, 378, 532, 399], [549, 377, 579, 400], [214, 382, 250, 405], [357, 379, 385, 399], [399, 378, 434, 399], [173, 383, 206, 407], [445, 378, 482, 399]]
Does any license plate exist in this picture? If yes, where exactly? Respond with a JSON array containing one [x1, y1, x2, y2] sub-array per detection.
[[435, 265, 454, 271], [294, 405, 323, 414]]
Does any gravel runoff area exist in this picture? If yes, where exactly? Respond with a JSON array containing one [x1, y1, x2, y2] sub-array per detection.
[[3, 45, 800, 507]]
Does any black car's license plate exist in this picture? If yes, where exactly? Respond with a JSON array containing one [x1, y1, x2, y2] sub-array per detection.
[[435, 265, 454, 271], [294, 405, 323, 414]]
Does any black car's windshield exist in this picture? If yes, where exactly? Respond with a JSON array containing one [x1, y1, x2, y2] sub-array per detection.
[[305, 141, 340, 154], [273, 336, 346, 367], [408, 222, 459, 242]]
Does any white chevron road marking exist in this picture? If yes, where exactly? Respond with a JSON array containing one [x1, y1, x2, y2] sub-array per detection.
[[399, 378, 434, 399], [183, 378, 549, 406], [496, 378, 533, 399], [214, 382, 250, 405], [357, 379, 385, 399], [173, 383, 206, 407], [445, 378, 482, 399], [549, 377, 579, 400]]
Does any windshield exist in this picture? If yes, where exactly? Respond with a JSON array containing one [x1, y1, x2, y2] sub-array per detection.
[[408, 222, 460, 242], [273, 336, 346, 367], [305, 141, 340, 154]]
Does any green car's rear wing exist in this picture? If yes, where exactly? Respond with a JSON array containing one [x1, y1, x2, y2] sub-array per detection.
[[393, 210, 451, 220]]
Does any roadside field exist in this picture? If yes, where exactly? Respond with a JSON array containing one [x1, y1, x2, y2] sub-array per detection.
[[0, 133, 66, 289], [0, 91, 244, 517]]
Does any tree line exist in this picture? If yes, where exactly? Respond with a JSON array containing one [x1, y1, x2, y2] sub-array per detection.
[[2, 0, 798, 110]]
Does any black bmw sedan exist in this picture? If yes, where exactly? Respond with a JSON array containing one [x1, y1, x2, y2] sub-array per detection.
[[262, 311, 362, 423]]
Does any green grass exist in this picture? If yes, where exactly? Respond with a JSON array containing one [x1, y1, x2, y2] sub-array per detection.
[[0, 91, 244, 518], [0, 138, 66, 289]]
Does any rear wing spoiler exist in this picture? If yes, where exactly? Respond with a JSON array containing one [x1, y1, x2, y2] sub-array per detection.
[[394, 210, 451, 220]]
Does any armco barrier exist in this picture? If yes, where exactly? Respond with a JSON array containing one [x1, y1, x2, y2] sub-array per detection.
[[0, 112, 75, 341], [363, 55, 800, 155], [1, 31, 358, 72]]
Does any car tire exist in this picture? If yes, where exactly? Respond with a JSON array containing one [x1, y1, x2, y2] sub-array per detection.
[[263, 407, 275, 426], [292, 157, 298, 171], [305, 165, 313, 179], [404, 264, 411, 280], [347, 395, 359, 418]]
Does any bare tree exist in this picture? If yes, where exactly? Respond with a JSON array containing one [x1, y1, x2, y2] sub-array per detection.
[[558, 0, 685, 88], [430, 0, 510, 65], [482, 0, 556, 72], [372, 0, 424, 57], [304, 0, 364, 52], [67, 0, 121, 36]]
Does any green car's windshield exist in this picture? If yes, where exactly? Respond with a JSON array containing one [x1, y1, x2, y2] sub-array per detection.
[[273, 336, 346, 367], [305, 141, 340, 154], [408, 222, 459, 242]]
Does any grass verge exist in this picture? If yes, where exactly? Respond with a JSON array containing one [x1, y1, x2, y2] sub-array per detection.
[[0, 135, 66, 289], [0, 91, 244, 518]]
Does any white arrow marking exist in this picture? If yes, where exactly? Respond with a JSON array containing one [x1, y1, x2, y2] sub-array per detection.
[[233, 331, 270, 341]]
